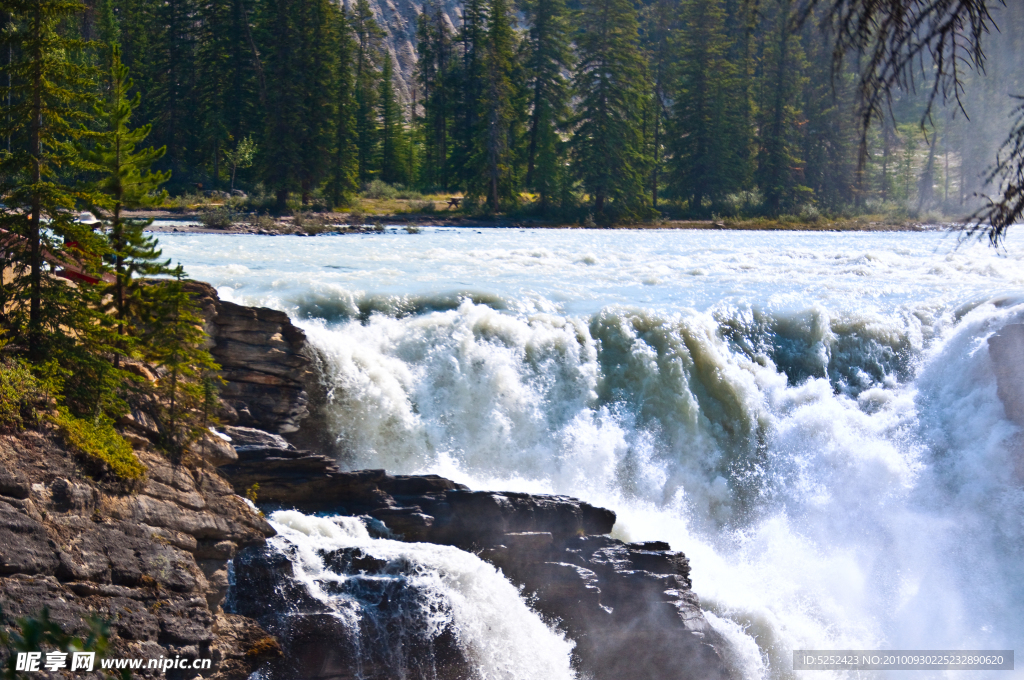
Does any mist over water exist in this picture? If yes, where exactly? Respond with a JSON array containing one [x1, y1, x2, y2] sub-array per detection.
[[161, 228, 1024, 679]]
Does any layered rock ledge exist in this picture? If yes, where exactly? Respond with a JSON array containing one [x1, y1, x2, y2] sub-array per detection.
[[185, 282, 313, 435], [220, 430, 734, 680], [0, 429, 280, 679]]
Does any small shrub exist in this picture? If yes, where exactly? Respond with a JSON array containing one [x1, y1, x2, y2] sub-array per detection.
[[163, 191, 206, 210], [295, 211, 334, 234], [199, 206, 237, 229], [404, 225, 421, 234], [799, 204, 821, 223], [372, 223, 385, 233], [253, 214, 277, 231], [52, 408, 146, 481], [363, 179, 398, 199], [348, 209, 366, 226], [0, 358, 46, 432], [409, 199, 435, 213], [394, 186, 424, 200]]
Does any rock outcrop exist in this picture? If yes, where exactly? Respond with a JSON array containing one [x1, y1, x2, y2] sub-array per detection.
[[185, 282, 313, 434], [989, 323, 1024, 426], [0, 429, 279, 679], [220, 443, 734, 680]]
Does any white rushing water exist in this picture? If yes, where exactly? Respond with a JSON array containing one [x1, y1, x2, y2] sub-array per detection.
[[162, 228, 1024, 680], [266, 510, 578, 680]]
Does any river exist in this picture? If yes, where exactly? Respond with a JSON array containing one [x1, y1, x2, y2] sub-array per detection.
[[160, 227, 1024, 679]]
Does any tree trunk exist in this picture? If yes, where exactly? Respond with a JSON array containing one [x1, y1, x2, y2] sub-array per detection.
[[28, 4, 43, 358]]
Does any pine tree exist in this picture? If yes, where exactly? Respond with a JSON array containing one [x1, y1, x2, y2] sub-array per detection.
[[800, 19, 857, 212], [327, 3, 358, 207], [351, 0, 383, 184], [84, 44, 172, 361], [0, 0, 108, 359], [295, 0, 337, 203], [755, 0, 810, 215], [571, 0, 651, 221], [145, 267, 220, 458], [450, 0, 486, 188], [669, 0, 747, 213], [464, 0, 519, 210], [641, 0, 675, 211], [415, 4, 454, 189], [195, 0, 260, 189], [378, 51, 407, 185], [147, 0, 200, 190], [522, 0, 571, 209], [259, 0, 304, 210]]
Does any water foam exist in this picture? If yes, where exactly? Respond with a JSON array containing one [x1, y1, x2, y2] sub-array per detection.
[[157, 229, 1024, 680], [267, 510, 578, 680], [299, 298, 1024, 680]]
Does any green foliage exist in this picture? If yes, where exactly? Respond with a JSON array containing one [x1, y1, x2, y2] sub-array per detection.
[[0, 0, 108, 359], [84, 44, 173, 357], [466, 0, 522, 212], [225, 136, 258, 192], [669, 0, 749, 213], [145, 268, 221, 458], [571, 0, 652, 221], [522, 0, 572, 209], [0, 359, 46, 433], [363, 179, 398, 199], [199, 206, 239, 229], [352, 0, 385, 185], [1, 607, 130, 680], [378, 53, 410, 186], [415, 4, 454, 190], [755, 0, 812, 215], [52, 407, 145, 481], [327, 5, 359, 208]]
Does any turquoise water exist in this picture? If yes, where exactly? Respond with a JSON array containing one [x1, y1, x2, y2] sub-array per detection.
[[162, 228, 1024, 680]]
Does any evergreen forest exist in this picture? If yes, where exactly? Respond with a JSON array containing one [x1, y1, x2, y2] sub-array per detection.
[[0, 0, 1019, 481], [3, 0, 1022, 225]]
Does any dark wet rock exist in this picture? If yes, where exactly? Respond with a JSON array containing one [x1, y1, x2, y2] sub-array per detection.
[[218, 446, 732, 680], [231, 544, 474, 680]]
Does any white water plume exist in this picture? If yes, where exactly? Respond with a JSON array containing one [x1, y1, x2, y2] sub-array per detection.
[[158, 229, 1024, 680], [299, 298, 1024, 680]]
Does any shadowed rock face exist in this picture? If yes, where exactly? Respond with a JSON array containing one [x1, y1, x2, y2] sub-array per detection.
[[220, 443, 735, 680], [989, 323, 1024, 426], [0, 431, 279, 680], [185, 282, 313, 435], [231, 544, 474, 680]]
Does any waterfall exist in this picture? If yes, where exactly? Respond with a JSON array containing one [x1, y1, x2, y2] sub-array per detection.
[[232, 510, 577, 680]]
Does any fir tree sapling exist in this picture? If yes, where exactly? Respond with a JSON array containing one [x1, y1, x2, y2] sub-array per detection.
[[145, 267, 221, 459], [225, 135, 257, 192]]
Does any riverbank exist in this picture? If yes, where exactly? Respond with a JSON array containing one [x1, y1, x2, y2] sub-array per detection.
[[131, 209, 953, 235]]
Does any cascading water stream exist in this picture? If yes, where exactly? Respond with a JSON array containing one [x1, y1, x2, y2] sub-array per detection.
[[238, 510, 578, 680], [161, 228, 1024, 680]]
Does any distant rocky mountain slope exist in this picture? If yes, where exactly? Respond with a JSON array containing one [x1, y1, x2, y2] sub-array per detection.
[[341, 0, 462, 105]]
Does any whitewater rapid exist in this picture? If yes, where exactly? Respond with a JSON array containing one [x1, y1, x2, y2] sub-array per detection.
[[161, 228, 1024, 679]]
